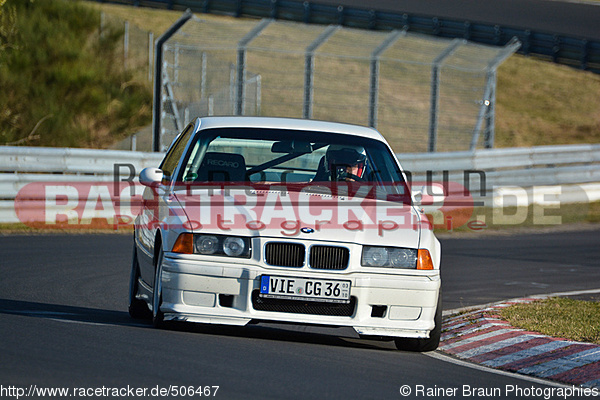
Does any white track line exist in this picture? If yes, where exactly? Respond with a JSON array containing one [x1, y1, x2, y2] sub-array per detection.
[[426, 351, 570, 388]]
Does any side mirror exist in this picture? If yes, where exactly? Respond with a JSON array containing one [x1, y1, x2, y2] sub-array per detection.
[[413, 188, 423, 204], [139, 168, 163, 187], [413, 184, 445, 205]]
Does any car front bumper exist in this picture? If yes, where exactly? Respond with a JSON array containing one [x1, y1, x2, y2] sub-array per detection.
[[160, 253, 441, 339]]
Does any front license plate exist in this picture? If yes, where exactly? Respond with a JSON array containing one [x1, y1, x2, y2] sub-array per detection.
[[259, 275, 351, 303]]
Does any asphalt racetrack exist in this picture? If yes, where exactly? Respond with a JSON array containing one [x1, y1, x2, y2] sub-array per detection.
[[1, 229, 599, 398], [2, 1, 599, 397]]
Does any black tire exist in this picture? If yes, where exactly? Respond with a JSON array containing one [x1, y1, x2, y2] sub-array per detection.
[[128, 245, 151, 319], [394, 293, 442, 352], [152, 246, 166, 328]]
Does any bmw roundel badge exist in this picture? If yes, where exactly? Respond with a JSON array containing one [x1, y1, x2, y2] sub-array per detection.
[[300, 227, 315, 234]]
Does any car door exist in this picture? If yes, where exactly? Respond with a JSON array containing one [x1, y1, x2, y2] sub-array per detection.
[[136, 123, 196, 287]]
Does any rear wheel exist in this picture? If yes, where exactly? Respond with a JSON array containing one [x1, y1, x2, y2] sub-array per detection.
[[152, 246, 166, 328], [128, 245, 151, 319], [394, 293, 442, 352]]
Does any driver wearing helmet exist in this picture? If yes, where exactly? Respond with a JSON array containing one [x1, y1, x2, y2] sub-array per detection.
[[325, 145, 367, 182]]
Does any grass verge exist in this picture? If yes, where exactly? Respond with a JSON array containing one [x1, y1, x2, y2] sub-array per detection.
[[501, 297, 600, 345], [433, 201, 600, 235], [0, 0, 152, 147]]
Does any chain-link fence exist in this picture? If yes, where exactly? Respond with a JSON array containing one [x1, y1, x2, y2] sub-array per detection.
[[100, 12, 155, 83], [153, 15, 519, 153]]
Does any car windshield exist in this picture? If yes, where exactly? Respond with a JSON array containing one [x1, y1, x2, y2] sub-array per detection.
[[178, 128, 409, 200]]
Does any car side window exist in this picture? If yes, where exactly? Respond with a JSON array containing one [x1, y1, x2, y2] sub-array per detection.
[[159, 124, 194, 182]]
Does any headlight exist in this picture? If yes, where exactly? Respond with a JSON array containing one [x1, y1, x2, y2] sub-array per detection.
[[195, 235, 219, 255], [362, 246, 390, 267], [361, 246, 417, 269], [223, 237, 246, 257], [173, 233, 251, 258]]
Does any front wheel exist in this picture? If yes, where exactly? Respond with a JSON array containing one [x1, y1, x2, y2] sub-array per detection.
[[394, 293, 442, 352], [152, 246, 166, 328]]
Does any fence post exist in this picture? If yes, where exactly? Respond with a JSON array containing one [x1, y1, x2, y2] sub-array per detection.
[[100, 11, 105, 39], [471, 37, 521, 150], [163, 70, 183, 134], [470, 74, 494, 150], [148, 32, 154, 82], [303, 25, 339, 119], [428, 39, 462, 152], [256, 75, 262, 115], [208, 95, 214, 116], [152, 9, 193, 152], [201, 52, 207, 99], [229, 63, 235, 114], [368, 29, 405, 128], [174, 43, 180, 83], [483, 71, 497, 149], [124, 21, 129, 70], [236, 19, 272, 116]]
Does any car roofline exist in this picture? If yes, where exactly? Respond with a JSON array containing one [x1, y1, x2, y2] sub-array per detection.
[[192, 116, 385, 142]]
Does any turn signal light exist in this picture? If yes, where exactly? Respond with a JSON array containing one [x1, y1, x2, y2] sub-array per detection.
[[172, 233, 194, 254], [417, 249, 434, 270]]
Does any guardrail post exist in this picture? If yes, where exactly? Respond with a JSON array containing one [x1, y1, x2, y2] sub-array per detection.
[[428, 39, 462, 152], [581, 39, 589, 70], [270, 0, 279, 19], [463, 21, 471, 40], [553, 35, 561, 63], [368, 29, 406, 128], [303, 25, 339, 119], [303, 2, 311, 24], [337, 5, 345, 25], [236, 19, 271, 116], [368, 9, 377, 30]]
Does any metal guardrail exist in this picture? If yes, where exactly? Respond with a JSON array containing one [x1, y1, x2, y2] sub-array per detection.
[[1, 144, 599, 223], [96, 0, 600, 73], [399, 143, 600, 188]]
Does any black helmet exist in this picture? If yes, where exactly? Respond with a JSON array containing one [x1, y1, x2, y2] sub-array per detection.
[[325, 145, 367, 181]]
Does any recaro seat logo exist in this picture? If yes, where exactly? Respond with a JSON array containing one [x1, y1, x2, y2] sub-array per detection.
[[206, 159, 239, 168]]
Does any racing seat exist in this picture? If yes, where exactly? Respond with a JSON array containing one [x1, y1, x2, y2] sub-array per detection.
[[311, 156, 330, 182], [196, 152, 247, 182]]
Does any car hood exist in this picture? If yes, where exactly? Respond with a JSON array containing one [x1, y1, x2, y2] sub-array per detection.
[[174, 187, 421, 248]]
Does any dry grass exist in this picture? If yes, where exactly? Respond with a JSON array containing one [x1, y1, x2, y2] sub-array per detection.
[[496, 56, 600, 147], [433, 201, 600, 234], [501, 298, 600, 344]]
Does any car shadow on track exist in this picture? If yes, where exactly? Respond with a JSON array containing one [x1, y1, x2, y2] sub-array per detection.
[[0, 298, 138, 327], [0, 298, 397, 351], [164, 320, 398, 351]]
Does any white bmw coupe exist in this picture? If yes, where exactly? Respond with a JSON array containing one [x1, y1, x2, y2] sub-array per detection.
[[129, 116, 441, 351]]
